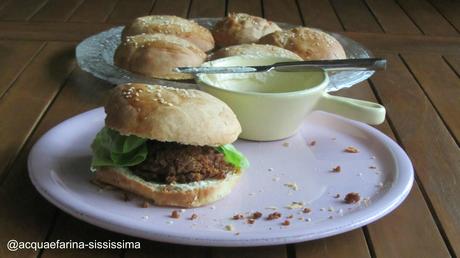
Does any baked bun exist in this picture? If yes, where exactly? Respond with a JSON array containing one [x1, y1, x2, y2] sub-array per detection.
[[95, 167, 242, 208], [122, 15, 215, 52], [258, 27, 346, 60], [212, 13, 281, 47], [104, 83, 242, 146], [114, 34, 206, 80], [209, 43, 302, 60]]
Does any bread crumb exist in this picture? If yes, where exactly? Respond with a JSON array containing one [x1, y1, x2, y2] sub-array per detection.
[[171, 210, 180, 219], [251, 212, 262, 219], [284, 182, 299, 191], [286, 201, 304, 209], [286, 215, 294, 219], [282, 142, 290, 147], [247, 219, 255, 224], [344, 146, 359, 153], [302, 208, 311, 213], [225, 225, 234, 231], [332, 166, 341, 173], [344, 192, 361, 204], [232, 214, 244, 220], [190, 214, 198, 220], [281, 220, 290, 226], [267, 212, 282, 220]]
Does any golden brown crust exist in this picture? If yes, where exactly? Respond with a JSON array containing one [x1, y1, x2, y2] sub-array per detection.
[[212, 13, 281, 47], [209, 43, 302, 60], [104, 83, 242, 146], [258, 27, 346, 60], [114, 34, 206, 80], [94, 167, 243, 207], [122, 15, 215, 52]]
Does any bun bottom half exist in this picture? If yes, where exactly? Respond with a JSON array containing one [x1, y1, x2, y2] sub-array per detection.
[[95, 167, 242, 208]]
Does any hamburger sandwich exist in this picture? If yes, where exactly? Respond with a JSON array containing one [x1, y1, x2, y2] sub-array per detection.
[[91, 83, 249, 207]]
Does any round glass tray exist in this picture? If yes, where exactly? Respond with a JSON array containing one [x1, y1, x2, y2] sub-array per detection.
[[76, 18, 374, 92]]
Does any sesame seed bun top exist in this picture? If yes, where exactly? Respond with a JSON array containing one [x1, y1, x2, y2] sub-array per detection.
[[104, 83, 242, 146]]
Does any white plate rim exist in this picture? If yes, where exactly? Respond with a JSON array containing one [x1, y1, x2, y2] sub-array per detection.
[[28, 108, 413, 246]]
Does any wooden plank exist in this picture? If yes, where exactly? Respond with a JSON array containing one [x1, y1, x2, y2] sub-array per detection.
[[0, 0, 48, 21], [397, 0, 458, 36], [8, 68, 116, 258], [0, 40, 45, 98], [107, 0, 155, 23], [0, 22, 113, 41], [295, 229, 370, 258], [370, 53, 460, 256], [69, 0, 118, 23], [125, 241, 208, 258], [336, 81, 450, 258], [150, 0, 190, 17], [188, 0, 225, 18], [41, 213, 123, 258], [401, 53, 460, 142], [429, 0, 460, 32], [344, 32, 460, 55], [211, 246, 287, 258], [227, 0, 262, 17], [0, 42, 76, 258], [30, 0, 83, 22], [0, 42, 75, 181], [443, 55, 460, 77], [297, 0, 344, 32], [1, 22, 460, 55], [330, 0, 382, 33], [369, 186, 450, 257], [364, 0, 421, 34], [263, 0, 302, 25], [26, 67, 123, 256]]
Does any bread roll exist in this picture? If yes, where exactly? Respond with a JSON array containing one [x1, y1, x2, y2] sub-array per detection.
[[105, 83, 242, 146], [212, 13, 281, 47], [122, 15, 215, 52], [95, 167, 242, 208], [258, 27, 346, 60], [209, 43, 302, 60], [114, 34, 206, 80]]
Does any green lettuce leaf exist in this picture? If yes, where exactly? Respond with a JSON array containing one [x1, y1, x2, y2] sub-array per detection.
[[91, 127, 148, 168], [216, 144, 250, 169]]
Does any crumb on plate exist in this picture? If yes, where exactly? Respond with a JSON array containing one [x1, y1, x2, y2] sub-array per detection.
[[344, 192, 361, 204]]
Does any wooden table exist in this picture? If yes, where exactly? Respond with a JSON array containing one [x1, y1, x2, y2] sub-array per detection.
[[0, 0, 459, 257]]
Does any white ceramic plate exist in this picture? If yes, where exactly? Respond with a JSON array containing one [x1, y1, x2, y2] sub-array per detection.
[[28, 108, 413, 247], [76, 18, 375, 92]]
